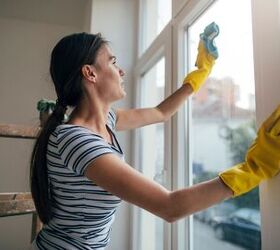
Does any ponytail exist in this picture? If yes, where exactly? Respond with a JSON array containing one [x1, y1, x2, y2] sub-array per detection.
[[30, 103, 66, 224]]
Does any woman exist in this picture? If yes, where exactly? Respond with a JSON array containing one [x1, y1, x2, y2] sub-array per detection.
[[30, 31, 280, 249]]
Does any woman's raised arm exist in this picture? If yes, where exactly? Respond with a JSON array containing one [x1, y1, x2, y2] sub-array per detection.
[[114, 84, 193, 131], [115, 23, 219, 131]]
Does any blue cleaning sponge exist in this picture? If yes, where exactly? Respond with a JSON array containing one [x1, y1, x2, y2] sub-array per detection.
[[200, 22, 219, 59]]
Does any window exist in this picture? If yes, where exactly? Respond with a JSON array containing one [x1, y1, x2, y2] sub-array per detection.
[[138, 58, 165, 250], [136, 0, 280, 249], [140, 0, 172, 54], [185, 1, 259, 249], [133, 20, 171, 250]]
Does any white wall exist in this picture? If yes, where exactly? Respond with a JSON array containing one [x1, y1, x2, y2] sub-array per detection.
[[0, 0, 136, 249], [251, 0, 280, 249], [0, 0, 87, 28], [0, 16, 81, 250], [89, 1, 137, 249]]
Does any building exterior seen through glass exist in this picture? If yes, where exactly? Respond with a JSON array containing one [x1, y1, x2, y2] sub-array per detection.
[[187, 1, 260, 249]]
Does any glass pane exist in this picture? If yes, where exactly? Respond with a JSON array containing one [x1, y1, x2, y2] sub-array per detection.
[[187, 1, 260, 250], [139, 58, 165, 250], [141, 0, 172, 53]]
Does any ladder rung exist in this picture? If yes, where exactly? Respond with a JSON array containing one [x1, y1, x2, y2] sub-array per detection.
[[0, 192, 36, 217], [0, 124, 40, 139]]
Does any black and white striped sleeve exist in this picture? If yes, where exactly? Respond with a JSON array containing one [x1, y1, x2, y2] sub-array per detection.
[[57, 128, 114, 175]]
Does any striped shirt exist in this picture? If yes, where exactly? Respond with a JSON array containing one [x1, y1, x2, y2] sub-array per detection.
[[34, 109, 124, 250]]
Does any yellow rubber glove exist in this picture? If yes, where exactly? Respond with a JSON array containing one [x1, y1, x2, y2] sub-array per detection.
[[219, 105, 280, 196], [183, 40, 216, 92]]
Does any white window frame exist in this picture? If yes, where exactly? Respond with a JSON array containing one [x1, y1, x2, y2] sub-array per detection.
[[137, 0, 172, 57], [131, 22, 173, 250], [171, 1, 216, 249]]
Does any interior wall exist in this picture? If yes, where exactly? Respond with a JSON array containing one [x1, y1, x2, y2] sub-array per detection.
[[89, 1, 137, 249], [0, 0, 136, 249], [0, 0, 87, 28], [251, 0, 280, 249], [0, 16, 81, 250]]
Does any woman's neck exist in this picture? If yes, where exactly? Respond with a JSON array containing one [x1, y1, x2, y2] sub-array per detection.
[[67, 101, 111, 137]]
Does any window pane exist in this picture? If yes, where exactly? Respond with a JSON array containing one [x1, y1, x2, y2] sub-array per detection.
[[141, 0, 171, 53], [187, 1, 260, 250], [139, 58, 165, 250]]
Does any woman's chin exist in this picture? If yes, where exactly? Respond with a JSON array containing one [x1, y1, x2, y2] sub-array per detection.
[[120, 90, 127, 99], [113, 91, 126, 102], [120, 86, 126, 97]]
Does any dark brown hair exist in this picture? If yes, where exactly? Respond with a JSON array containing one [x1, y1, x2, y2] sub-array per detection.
[[30, 33, 107, 224]]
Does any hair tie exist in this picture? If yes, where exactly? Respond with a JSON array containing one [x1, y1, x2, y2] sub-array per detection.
[[37, 99, 56, 112]]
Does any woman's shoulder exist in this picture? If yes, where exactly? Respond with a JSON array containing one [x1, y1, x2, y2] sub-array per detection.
[[55, 124, 101, 136], [53, 124, 104, 144], [52, 107, 117, 141], [56, 108, 116, 131], [55, 124, 87, 135]]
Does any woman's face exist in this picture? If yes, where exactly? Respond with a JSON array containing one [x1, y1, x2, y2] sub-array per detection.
[[93, 44, 126, 102]]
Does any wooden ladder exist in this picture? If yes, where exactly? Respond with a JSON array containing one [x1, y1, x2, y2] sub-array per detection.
[[0, 123, 42, 243]]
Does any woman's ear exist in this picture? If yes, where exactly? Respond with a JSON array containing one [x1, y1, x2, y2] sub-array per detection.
[[81, 64, 97, 82]]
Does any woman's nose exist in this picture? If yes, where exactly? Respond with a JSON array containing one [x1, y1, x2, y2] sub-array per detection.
[[119, 68, 125, 76]]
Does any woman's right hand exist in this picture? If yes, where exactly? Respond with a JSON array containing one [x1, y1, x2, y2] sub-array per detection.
[[219, 105, 280, 196]]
